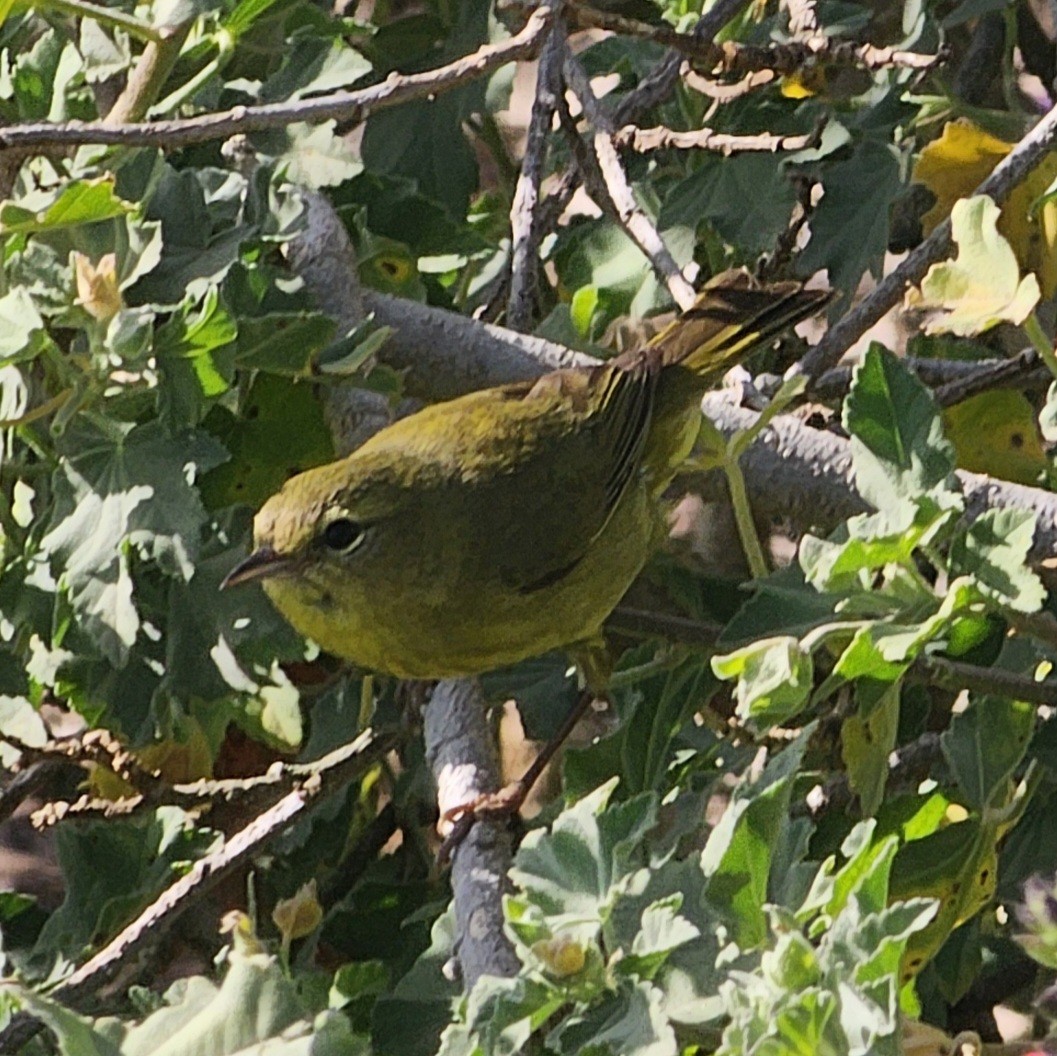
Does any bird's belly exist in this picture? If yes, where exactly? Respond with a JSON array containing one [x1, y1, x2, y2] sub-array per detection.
[[263, 491, 660, 679]]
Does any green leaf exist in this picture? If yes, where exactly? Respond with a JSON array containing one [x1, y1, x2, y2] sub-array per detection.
[[8, 988, 121, 1056], [0, 177, 133, 234], [908, 196, 1041, 336], [800, 500, 955, 594], [719, 570, 842, 646], [236, 312, 335, 375], [570, 285, 600, 337], [361, 94, 479, 218], [711, 636, 813, 731], [841, 683, 900, 816], [39, 421, 227, 665], [251, 122, 364, 191], [890, 818, 999, 978], [941, 695, 1034, 811], [31, 808, 218, 966], [798, 142, 903, 292], [0, 694, 47, 767], [200, 374, 333, 510], [548, 981, 677, 1056], [511, 782, 656, 931], [1041, 380, 1057, 444], [106, 944, 311, 1056], [479, 651, 579, 742], [549, 220, 669, 322], [660, 154, 798, 255], [316, 320, 394, 377], [948, 508, 1046, 613], [131, 167, 252, 307], [843, 344, 957, 509], [154, 289, 238, 428], [0, 287, 51, 365], [373, 912, 459, 1056], [620, 895, 701, 980], [260, 31, 371, 102], [701, 771, 794, 948]]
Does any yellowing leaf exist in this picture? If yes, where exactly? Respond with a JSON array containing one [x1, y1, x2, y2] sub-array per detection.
[[943, 389, 1047, 485], [780, 68, 825, 99], [73, 251, 122, 322], [906, 196, 1040, 336], [136, 720, 213, 783], [914, 119, 1057, 296], [273, 879, 323, 943]]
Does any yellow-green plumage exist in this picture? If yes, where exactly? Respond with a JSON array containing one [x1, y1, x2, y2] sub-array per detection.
[[227, 271, 829, 679]]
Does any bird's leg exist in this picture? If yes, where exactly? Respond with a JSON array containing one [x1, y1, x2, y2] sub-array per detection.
[[440, 642, 611, 834], [464, 686, 599, 820], [436, 686, 601, 864]]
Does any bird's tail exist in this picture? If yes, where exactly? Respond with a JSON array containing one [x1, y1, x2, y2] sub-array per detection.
[[630, 270, 832, 382]]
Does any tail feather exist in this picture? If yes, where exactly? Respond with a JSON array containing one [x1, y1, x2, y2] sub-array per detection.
[[624, 270, 831, 382]]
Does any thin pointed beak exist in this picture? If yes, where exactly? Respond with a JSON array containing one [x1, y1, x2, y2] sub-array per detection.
[[221, 547, 292, 589]]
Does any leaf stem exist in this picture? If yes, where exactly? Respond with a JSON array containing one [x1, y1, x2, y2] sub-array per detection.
[[609, 647, 685, 689], [1023, 311, 1057, 379], [720, 376, 808, 580], [724, 453, 770, 579]]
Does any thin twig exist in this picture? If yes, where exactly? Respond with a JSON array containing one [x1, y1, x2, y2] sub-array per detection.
[[613, 120, 822, 155], [0, 7, 552, 150], [0, 731, 393, 1052], [774, 351, 1050, 403], [103, 19, 195, 126], [608, 606, 721, 647], [611, 0, 750, 124], [569, 5, 945, 75], [561, 47, 696, 309], [913, 655, 1057, 708], [683, 66, 776, 102], [933, 348, 1043, 407], [799, 97, 1057, 380], [530, 0, 751, 255], [507, 11, 565, 331]]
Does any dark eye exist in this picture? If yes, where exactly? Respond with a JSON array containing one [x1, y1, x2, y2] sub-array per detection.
[[322, 518, 363, 552]]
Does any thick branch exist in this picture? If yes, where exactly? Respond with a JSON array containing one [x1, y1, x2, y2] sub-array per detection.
[[286, 194, 519, 991], [425, 680, 519, 987], [356, 293, 1057, 564], [0, 7, 552, 150], [696, 393, 1057, 565], [362, 289, 595, 399]]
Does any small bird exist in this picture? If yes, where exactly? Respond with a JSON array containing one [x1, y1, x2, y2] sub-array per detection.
[[223, 271, 829, 815]]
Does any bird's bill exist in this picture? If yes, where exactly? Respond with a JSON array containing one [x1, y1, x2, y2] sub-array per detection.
[[221, 547, 293, 589]]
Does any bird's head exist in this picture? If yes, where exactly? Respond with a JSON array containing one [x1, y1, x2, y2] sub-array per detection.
[[221, 455, 407, 592]]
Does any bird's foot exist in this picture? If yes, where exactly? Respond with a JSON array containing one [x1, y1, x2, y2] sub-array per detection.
[[436, 780, 529, 865]]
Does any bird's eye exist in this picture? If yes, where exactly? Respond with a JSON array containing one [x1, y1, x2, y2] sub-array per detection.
[[322, 518, 364, 552]]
